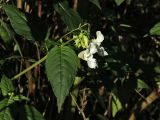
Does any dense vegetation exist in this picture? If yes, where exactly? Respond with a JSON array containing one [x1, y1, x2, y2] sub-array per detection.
[[0, 0, 160, 120]]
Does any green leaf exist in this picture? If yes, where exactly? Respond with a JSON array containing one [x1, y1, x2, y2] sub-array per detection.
[[8, 94, 29, 104], [0, 107, 13, 120], [114, 0, 125, 6], [12, 95, 29, 102], [3, 5, 47, 41], [19, 105, 45, 120], [54, 1, 82, 30], [0, 98, 9, 110], [0, 99, 13, 120], [0, 20, 14, 43], [0, 75, 14, 96], [46, 46, 79, 112], [154, 66, 160, 73], [137, 79, 150, 90], [112, 94, 122, 117], [89, 0, 101, 9], [150, 22, 160, 35]]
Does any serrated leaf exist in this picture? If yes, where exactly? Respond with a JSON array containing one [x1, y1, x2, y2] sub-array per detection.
[[0, 20, 14, 43], [3, 5, 47, 41], [0, 99, 9, 110], [46, 46, 79, 112], [150, 22, 160, 35], [0, 107, 13, 120], [54, 1, 82, 30], [114, 0, 125, 6], [137, 79, 150, 90], [89, 0, 101, 9], [0, 99, 13, 120], [112, 94, 122, 117], [0, 75, 14, 96], [19, 105, 45, 120]]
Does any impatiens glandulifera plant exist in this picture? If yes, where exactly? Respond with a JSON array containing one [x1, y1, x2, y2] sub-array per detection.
[[46, 29, 108, 113], [1, 1, 160, 120], [8, 21, 108, 118]]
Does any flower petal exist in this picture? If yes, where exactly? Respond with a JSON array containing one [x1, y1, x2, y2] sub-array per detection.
[[89, 42, 97, 54], [97, 47, 108, 56], [95, 31, 104, 46], [87, 57, 98, 69], [78, 49, 93, 61]]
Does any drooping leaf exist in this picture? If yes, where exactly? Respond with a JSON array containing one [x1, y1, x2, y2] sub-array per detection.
[[46, 46, 79, 112], [89, 0, 101, 9], [13, 95, 29, 101], [0, 75, 14, 96], [3, 5, 33, 40], [150, 22, 160, 35], [7, 95, 28, 105], [0, 99, 13, 120], [0, 20, 14, 43], [19, 105, 45, 120], [112, 94, 122, 117], [3, 5, 48, 41], [114, 0, 125, 6], [137, 79, 150, 90], [54, 1, 82, 30]]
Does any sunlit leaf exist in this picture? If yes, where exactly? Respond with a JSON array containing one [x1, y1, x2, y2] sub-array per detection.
[[112, 94, 122, 117], [54, 1, 82, 30], [12, 95, 29, 101], [137, 79, 150, 90], [46, 46, 79, 112], [89, 0, 101, 9], [0, 75, 14, 96], [150, 22, 160, 35], [114, 0, 125, 6]]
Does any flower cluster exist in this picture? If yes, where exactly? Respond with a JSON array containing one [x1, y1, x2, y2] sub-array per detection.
[[73, 33, 89, 49], [78, 31, 108, 69]]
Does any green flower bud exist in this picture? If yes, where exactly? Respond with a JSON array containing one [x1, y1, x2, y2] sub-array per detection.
[[74, 33, 89, 48]]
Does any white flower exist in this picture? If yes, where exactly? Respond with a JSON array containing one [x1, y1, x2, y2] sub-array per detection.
[[78, 49, 93, 61], [89, 42, 97, 54], [78, 49, 98, 69], [78, 31, 108, 69], [90, 31, 108, 56], [87, 57, 98, 69], [92, 31, 104, 46]]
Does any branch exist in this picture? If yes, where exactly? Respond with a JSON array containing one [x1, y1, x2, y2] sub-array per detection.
[[129, 90, 159, 120]]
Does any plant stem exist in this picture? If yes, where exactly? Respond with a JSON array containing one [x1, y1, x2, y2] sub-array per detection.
[[128, 90, 159, 120], [60, 23, 90, 40], [11, 55, 47, 80], [17, 0, 22, 9], [70, 92, 88, 120], [11, 23, 89, 80]]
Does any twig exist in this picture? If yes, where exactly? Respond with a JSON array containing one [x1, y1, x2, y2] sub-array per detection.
[[70, 92, 88, 120], [11, 54, 47, 80], [129, 90, 159, 120]]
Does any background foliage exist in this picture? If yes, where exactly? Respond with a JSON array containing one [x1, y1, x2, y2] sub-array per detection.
[[0, 0, 160, 120]]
